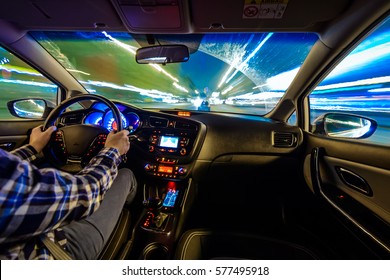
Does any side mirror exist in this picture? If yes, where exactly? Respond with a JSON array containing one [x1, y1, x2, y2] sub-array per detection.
[[7, 98, 50, 119], [313, 113, 377, 139], [136, 45, 189, 64]]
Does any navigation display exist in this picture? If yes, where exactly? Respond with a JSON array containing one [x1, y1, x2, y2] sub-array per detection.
[[159, 136, 179, 148]]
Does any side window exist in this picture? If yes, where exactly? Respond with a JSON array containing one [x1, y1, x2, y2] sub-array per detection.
[[287, 111, 297, 125], [309, 17, 390, 146], [0, 46, 57, 120]]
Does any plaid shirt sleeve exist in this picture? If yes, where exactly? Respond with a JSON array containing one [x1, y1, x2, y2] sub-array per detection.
[[10, 144, 39, 162], [0, 146, 121, 246]]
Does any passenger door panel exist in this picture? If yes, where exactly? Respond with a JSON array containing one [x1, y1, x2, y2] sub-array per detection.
[[303, 134, 390, 255]]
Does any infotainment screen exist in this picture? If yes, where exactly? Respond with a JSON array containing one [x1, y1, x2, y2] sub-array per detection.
[[159, 136, 179, 148]]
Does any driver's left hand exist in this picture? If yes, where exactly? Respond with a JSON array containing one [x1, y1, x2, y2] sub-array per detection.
[[30, 125, 57, 153]]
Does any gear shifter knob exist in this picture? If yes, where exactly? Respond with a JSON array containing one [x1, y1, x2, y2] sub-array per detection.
[[143, 197, 162, 209]]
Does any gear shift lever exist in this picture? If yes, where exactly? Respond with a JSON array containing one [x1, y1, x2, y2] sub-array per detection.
[[142, 196, 169, 230], [143, 197, 163, 210]]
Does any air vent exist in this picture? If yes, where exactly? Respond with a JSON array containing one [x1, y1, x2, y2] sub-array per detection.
[[272, 132, 297, 148], [149, 117, 168, 127], [175, 121, 197, 130]]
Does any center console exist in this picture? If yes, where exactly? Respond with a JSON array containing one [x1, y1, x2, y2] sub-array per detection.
[[126, 114, 205, 259], [127, 177, 196, 259]]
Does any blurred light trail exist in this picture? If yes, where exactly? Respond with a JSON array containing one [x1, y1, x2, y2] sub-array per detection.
[[102, 32, 182, 85], [0, 78, 57, 88], [0, 65, 43, 77], [225, 33, 273, 84], [217, 57, 239, 88], [102, 31, 137, 54], [67, 69, 90, 76], [150, 64, 179, 83], [315, 76, 390, 91], [368, 87, 390, 93], [173, 82, 189, 93], [327, 43, 390, 78], [222, 85, 234, 95], [266, 67, 300, 91], [82, 80, 180, 102], [253, 83, 268, 90]]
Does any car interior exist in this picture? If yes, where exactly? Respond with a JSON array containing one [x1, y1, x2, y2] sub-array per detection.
[[0, 0, 389, 260]]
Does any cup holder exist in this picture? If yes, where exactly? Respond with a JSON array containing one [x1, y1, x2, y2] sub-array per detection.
[[142, 243, 169, 260]]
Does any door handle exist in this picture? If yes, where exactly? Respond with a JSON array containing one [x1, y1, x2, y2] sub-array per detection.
[[336, 167, 372, 196]]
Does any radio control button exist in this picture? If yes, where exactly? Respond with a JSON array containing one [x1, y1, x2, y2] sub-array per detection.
[[180, 148, 187, 155]]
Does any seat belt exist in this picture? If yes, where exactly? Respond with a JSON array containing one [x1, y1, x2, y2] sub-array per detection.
[[41, 235, 73, 260]]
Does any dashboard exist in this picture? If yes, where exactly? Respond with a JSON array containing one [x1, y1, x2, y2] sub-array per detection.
[[59, 100, 302, 182], [60, 100, 207, 180]]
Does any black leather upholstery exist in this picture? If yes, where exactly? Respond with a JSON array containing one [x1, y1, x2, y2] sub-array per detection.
[[175, 229, 319, 260], [98, 208, 131, 260]]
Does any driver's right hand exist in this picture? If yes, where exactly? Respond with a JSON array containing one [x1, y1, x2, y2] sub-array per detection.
[[104, 130, 130, 155]]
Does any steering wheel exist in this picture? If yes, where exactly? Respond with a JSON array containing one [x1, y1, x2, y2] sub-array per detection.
[[43, 94, 122, 173]]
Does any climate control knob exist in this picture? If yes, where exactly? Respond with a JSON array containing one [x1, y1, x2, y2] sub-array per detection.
[[178, 167, 187, 175], [144, 164, 153, 171], [179, 148, 187, 155]]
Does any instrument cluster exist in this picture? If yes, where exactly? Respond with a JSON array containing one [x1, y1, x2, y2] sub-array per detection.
[[83, 102, 141, 132]]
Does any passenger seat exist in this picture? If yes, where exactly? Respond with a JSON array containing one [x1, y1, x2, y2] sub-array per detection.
[[175, 229, 319, 260]]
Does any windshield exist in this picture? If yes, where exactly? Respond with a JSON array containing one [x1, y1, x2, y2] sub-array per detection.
[[31, 31, 318, 115]]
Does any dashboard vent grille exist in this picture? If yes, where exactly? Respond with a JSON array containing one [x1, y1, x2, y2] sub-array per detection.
[[149, 117, 168, 127], [272, 132, 297, 148], [175, 121, 197, 130]]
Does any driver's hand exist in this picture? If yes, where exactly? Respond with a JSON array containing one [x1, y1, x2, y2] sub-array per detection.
[[30, 125, 57, 153], [105, 130, 130, 155]]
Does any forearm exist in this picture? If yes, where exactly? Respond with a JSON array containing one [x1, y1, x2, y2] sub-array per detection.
[[10, 144, 38, 162], [0, 147, 122, 242]]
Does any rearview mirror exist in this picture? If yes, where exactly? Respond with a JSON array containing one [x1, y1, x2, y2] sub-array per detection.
[[136, 45, 189, 64], [7, 98, 50, 119], [313, 113, 377, 139]]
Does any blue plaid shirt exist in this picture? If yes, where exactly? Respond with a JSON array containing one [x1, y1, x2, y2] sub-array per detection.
[[0, 144, 121, 259]]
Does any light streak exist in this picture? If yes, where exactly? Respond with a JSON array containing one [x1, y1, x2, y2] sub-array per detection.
[[315, 76, 390, 91], [221, 85, 234, 95], [266, 67, 300, 91], [102, 31, 181, 84], [217, 57, 239, 88], [82, 80, 178, 101], [0, 78, 57, 88], [66, 69, 91, 76], [253, 83, 268, 90], [225, 33, 274, 84], [327, 42, 390, 78], [0, 65, 43, 77], [173, 82, 189, 93], [150, 64, 179, 83], [368, 87, 390, 93], [102, 31, 137, 54]]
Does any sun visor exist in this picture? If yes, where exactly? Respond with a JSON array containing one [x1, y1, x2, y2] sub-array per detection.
[[111, 0, 191, 33]]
